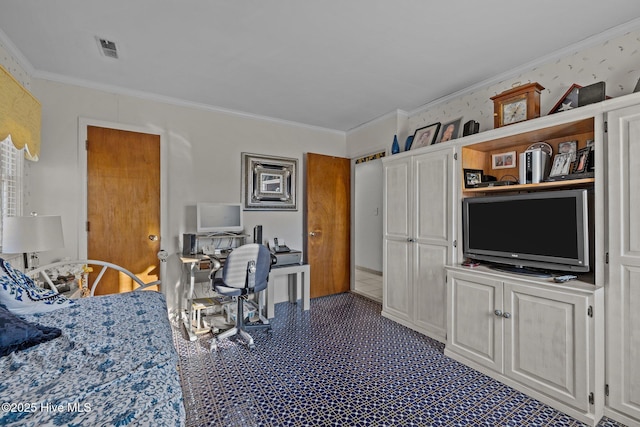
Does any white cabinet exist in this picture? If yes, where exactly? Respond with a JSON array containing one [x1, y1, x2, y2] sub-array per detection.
[[446, 268, 602, 425], [447, 271, 503, 372], [382, 146, 456, 342], [605, 105, 640, 425]]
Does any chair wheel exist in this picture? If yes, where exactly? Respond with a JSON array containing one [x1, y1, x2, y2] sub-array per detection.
[[248, 344, 255, 350], [267, 329, 273, 334]]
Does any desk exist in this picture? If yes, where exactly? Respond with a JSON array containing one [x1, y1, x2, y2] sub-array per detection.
[[267, 263, 310, 319], [179, 256, 310, 340], [179, 254, 220, 341]]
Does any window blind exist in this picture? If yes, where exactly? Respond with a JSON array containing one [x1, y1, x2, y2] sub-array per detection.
[[0, 136, 23, 251]]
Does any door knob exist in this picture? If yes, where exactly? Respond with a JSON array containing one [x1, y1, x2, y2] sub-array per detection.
[[309, 231, 321, 237], [148, 235, 159, 241]]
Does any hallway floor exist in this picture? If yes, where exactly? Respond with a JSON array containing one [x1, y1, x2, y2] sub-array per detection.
[[353, 268, 382, 302]]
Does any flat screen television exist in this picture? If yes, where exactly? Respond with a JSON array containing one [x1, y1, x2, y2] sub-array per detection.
[[196, 202, 243, 233], [462, 189, 590, 276]]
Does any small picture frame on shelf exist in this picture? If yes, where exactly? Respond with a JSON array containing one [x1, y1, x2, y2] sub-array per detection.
[[572, 147, 592, 174], [491, 151, 516, 169], [557, 140, 577, 160], [411, 123, 441, 149], [549, 153, 573, 177], [548, 84, 581, 114], [437, 117, 462, 143], [463, 169, 483, 188]]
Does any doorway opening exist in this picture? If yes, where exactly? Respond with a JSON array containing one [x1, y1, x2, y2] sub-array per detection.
[[353, 153, 384, 302]]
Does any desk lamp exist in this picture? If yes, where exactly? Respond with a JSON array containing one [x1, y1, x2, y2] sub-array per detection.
[[2, 214, 64, 270]]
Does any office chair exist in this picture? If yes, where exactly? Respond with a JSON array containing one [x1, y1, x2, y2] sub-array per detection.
[[210, 243, 272, 350]]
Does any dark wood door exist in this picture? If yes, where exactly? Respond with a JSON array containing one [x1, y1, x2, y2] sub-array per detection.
[[305, 153, 350, 298], [87, 126, 160, 295]]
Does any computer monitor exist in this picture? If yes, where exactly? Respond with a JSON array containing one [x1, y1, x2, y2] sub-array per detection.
[[196, 202, 243, 233]]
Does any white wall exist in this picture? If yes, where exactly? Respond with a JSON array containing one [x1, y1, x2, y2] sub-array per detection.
[[346, 110, 407, 158], [354, 159, 383, 273], [27, 79, 346, 313]]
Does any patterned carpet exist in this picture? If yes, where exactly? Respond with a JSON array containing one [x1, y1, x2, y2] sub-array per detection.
[[172, 293, 626, 427]]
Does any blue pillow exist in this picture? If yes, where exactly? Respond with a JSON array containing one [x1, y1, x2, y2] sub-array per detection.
[[0, 305, 61, 357]]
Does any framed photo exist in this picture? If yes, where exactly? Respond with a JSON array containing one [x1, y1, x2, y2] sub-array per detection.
[[557, 140, 577, 161], [411, 123, 441, 149], [549, 153, 573, 177], [548, 84, 581, 114], [491, 151, 516, 169], [438, 117, 463, 143], [572, 147, 591, 174], [463, 169, 483, 188], [241, 153, 297, 210]]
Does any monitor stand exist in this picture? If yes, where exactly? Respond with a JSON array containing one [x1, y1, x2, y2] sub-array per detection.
[[489, 264, 552, 278]]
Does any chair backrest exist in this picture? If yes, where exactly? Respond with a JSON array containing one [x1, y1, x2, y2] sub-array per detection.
[[220, 244, 271, 290]]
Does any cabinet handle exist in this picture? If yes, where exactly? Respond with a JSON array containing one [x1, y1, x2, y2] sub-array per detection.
[[502, 312, 511, 319], [494, 310, 502, 317], [407, 238, 415, 243]]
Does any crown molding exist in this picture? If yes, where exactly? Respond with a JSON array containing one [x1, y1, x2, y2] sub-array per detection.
[[0, 28, 344, 137], [35, 70, 346, 136], [3, 16, 640, 136], [347, 109, 408, 135], [0, 27, 36, 76]]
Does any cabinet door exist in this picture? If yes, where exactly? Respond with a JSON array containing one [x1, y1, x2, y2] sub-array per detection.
[[413, 149, 454, 244], [383, 239, 412, 321], [414, 243, 448, 337], [384, 158, 411, 239], [447, 271, 503, 372], [607, 105, 640, 421], [383, 157, 412, 322], [503, 281, 589, 412], [412, 149, 455, 338]]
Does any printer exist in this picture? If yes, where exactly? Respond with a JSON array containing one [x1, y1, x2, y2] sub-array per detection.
[[268, 238, 302, 266]]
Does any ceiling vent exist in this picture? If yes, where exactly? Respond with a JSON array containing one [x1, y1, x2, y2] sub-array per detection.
[[97, 37, 118, 59]]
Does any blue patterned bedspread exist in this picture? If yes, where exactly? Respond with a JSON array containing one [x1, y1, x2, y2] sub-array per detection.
[[0, 291, 185, 426]]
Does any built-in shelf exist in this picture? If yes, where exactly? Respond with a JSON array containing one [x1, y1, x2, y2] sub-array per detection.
[[461, 117, 596, 195], [464, 177, 594, 194]]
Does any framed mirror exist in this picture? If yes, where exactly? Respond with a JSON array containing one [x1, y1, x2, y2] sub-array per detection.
[[241, 153, 297, 210]]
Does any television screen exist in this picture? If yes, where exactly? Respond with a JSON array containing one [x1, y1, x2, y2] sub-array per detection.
[[197, 203, 243, 233], [463, 189, 590, 274]]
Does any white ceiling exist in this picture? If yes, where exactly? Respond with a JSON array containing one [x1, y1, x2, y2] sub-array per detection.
[[2, 1, 640, 132]]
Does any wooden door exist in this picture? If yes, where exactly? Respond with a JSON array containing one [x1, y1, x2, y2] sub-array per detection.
[[87, 126, 160, 295], [305, 153, 350, 298]]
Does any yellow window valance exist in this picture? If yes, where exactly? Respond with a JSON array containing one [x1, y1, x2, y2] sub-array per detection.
[[0, 64, 41, 161]]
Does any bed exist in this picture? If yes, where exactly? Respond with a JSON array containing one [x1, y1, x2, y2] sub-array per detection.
[[0, 259, 185, 427]]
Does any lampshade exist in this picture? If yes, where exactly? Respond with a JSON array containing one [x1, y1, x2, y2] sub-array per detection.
[[2, 215, 64, 253]]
